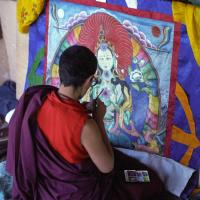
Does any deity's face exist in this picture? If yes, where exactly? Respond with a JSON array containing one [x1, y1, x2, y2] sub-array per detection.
[[97, 47, 114, 71]]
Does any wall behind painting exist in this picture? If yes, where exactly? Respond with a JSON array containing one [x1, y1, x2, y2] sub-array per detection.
[[0, 0, 28, 99]]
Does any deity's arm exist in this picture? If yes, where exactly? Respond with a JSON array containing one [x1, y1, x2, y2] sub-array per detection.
[[113, 84, 124, 105], [91, 85, 100, 99], [119, 86, 132, 126]]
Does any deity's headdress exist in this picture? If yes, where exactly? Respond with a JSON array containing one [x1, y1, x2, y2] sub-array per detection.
[[78, 12, 132, 79], [96, 25, 112, 52]]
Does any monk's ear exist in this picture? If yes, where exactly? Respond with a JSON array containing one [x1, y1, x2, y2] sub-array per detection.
[[83, 75, 93, 88], [87, 75, 94, 85]]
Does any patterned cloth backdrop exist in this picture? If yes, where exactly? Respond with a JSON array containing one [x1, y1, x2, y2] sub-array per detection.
[[25, 0, 200, 174]]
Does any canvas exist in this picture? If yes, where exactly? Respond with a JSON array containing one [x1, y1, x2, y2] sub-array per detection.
[[40, 0, 180, 154]]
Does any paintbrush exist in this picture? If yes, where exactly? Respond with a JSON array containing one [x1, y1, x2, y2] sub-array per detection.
[[95, 89, 104, 100], [85, 89, 104, 111]]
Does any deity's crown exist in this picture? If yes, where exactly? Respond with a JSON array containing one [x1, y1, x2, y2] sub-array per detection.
[[97, 25, 114, 52]]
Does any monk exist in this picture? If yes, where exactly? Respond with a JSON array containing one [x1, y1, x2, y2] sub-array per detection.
[[6, 45, 165, 199]]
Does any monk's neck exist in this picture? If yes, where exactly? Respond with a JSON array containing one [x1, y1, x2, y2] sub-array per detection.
[[58, 85, 81, 101]]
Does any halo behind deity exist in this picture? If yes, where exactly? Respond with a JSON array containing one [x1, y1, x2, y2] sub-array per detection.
[[78, 12, 133, 79]]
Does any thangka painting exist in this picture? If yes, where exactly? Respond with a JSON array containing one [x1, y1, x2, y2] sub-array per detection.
[[45, 0, 180, 154]]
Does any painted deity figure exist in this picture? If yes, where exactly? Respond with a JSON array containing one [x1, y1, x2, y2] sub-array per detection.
[[89, 28, 138, 144], [77, 12, 139, 147]]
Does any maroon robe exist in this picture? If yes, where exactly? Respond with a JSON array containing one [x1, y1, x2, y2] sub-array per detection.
[[6, 85, 165, 199]]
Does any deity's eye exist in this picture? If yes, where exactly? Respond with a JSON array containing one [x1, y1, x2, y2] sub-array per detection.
[[99, 57, 104, 61]]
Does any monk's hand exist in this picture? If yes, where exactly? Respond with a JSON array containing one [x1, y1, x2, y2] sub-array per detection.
[[83, 100, 96, 113], [93, 99, 106, 122]]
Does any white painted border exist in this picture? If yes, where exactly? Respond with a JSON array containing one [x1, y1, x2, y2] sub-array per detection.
[[96, 0, 137, 8]]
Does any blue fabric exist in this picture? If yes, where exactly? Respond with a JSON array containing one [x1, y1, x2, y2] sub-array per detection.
[[0, 161, 12, 200], [107, 0, 127, 7], [25, 11, 46, 90], [0, 81, 17, 117], [107, 0, 172, 15], [137, 0, 172, 15]]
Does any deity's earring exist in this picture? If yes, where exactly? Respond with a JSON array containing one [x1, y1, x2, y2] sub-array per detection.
[[113, 57, 118, 78], [96, 69, 101, 77]]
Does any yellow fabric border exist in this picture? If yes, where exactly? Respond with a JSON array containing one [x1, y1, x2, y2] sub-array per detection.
[[172, 2, 200, 66], [17, 0, 46, 33]]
